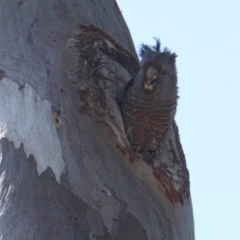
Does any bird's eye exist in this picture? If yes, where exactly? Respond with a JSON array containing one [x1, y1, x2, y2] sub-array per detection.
[[163, 70, 167, 75]]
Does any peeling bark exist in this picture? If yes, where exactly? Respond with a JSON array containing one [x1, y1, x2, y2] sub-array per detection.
[[0, 0, 194, 239]]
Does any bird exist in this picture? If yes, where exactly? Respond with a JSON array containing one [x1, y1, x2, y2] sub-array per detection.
[[122, 39, 178, 161]]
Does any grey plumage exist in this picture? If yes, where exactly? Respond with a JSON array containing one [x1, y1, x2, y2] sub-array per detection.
[[122, 39, 178, 156]]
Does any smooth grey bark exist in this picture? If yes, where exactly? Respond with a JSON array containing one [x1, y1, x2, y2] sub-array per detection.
[[0, 0, 194, 239]]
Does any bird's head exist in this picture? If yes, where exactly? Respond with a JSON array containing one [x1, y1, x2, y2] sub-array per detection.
[[139, 39, 178, 97]]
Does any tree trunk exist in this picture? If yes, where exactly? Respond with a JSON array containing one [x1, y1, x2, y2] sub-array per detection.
[[0, 0, 194, 239]]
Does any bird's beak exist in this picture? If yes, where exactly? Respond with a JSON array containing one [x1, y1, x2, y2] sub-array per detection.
[[144, 80, 155, 91], [144, 67, 158, 92]]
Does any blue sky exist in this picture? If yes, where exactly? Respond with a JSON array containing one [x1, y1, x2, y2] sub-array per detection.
[[118, 1, 240, 239]]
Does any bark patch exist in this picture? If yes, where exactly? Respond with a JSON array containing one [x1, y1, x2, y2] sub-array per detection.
[[0, 78, 65, 183]]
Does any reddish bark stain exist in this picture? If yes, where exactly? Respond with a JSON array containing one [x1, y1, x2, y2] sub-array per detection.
[[153, 168, 189, 205]]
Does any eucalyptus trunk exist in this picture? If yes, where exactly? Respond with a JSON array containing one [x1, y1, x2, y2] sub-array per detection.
[[0, 0, 194, 239]]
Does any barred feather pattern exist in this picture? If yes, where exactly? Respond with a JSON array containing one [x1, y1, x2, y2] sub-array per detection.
[[122, 38, 178, 153], [123, 89, 177, 152]]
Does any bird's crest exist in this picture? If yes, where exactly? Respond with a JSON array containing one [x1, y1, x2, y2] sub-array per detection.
[[139, 38, 177, 60]]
